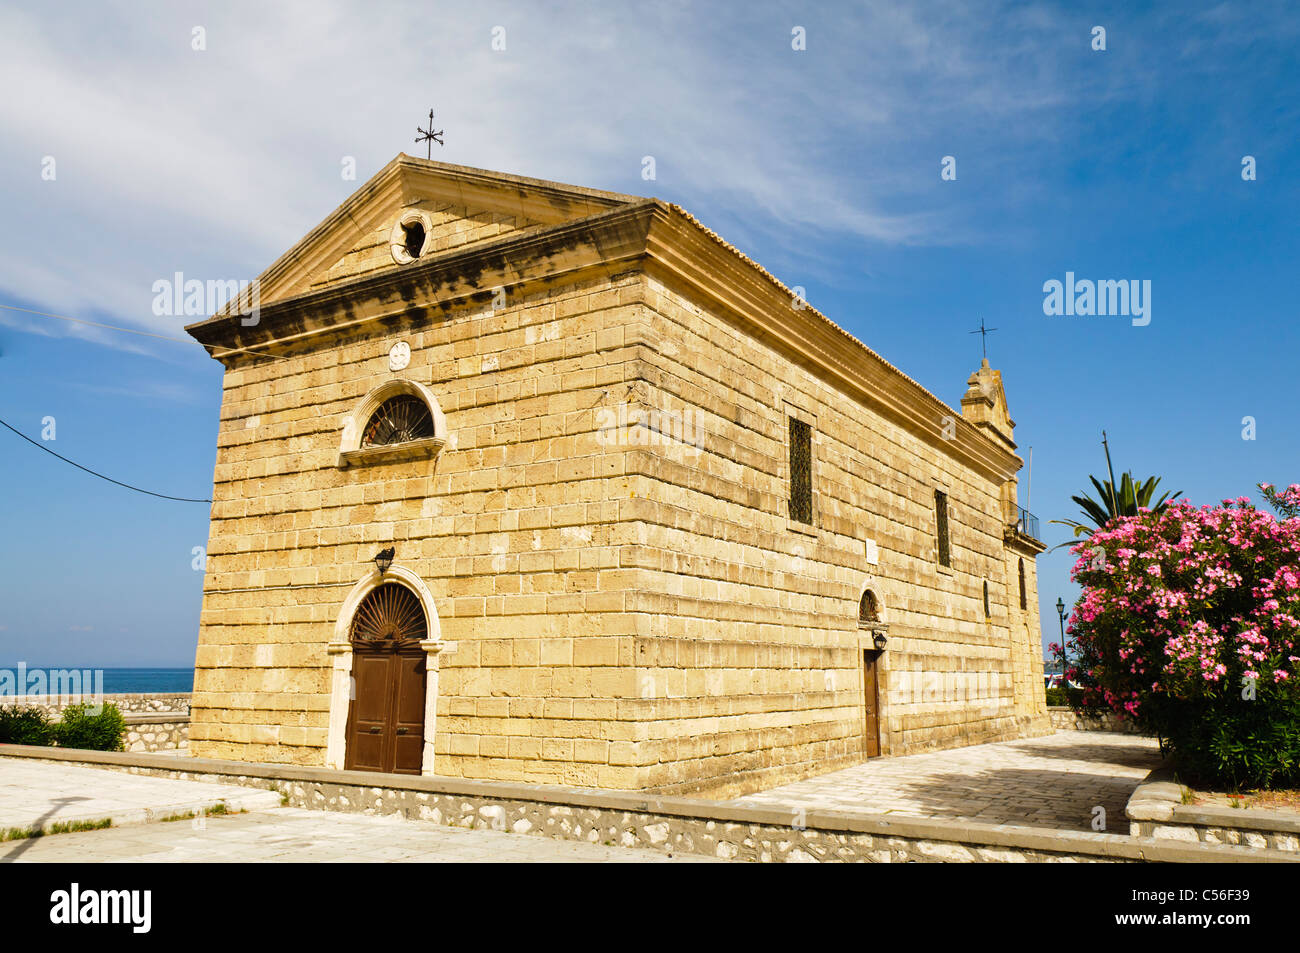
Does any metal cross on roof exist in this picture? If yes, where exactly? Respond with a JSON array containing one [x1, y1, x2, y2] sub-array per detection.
[[969, 318, 998, 360], [415, 109, 444, 159]]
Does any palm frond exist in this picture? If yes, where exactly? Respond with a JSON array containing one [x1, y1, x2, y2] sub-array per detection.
[[1055, 437, 1180, 541]]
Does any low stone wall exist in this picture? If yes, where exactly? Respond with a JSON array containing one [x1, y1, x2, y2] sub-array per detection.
[[3, 746, 1294, 863], [1, 693, 191, 753], [1127, 769, 1300, 853], [123, 713, 190, 753], [1048, 706, 1143, 734], [0, 692, 191, 716]]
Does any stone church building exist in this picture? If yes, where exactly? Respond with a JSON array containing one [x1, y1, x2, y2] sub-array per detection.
[[185, 154, 1048, 797]]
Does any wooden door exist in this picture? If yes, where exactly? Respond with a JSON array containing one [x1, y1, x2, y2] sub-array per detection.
[[344, 584, 427, 775], [390, 650, 427, 773], [863, 649, 881, 758]]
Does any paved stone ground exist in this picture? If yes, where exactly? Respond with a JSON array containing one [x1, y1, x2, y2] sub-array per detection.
[[0, 758, 280, 834], [731, 730, 1163, 834], [1, 808, 722, 863]]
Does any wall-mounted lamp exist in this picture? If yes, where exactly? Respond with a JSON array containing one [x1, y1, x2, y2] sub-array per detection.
[[373, 546, 395, 574], [873, 632, 888, 651]]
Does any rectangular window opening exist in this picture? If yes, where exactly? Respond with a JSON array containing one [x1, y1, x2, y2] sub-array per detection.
[[935, 489, 951, 567], [789, 417, 813, 525]]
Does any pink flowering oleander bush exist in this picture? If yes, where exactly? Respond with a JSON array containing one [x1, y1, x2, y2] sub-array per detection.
[[1066, 484, 1300, 788]]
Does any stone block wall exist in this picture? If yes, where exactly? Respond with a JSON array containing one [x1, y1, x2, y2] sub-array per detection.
[[191, 264, 650, 787], [189, 199, 1048, 795], [1004, 546, 1047, 723], [619, 273, 1049, 794]]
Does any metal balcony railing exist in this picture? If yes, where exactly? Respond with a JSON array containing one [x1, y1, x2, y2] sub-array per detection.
[[1015, 506, 1041, 541]]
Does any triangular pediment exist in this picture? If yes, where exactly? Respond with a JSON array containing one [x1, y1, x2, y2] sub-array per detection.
[[246, 154, 643, 309]]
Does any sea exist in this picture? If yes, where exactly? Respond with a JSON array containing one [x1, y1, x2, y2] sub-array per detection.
[[2, 668, 196, 694], [98, 668, 194, 693]]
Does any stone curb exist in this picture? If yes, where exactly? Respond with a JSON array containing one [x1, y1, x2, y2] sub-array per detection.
[[4, 745, 1296, 863], [1128, 767, 1300, 836], [1125, 767, 1183, 823]]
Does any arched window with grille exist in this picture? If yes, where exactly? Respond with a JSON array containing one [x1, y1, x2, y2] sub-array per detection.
[[1018, 558, 1027, 610], [338, 378, 447, 468], [361, 395, 435, 447]]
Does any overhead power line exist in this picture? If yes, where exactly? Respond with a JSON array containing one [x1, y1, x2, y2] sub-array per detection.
[[0, 416, 212, 503]]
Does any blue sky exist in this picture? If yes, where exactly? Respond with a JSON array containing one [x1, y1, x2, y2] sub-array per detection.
[[1, 1, 1297, 666]]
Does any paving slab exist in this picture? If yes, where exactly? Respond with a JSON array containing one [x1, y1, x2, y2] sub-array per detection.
[[1, 806, 725, 863], [0, 757, 281, 835], [730, 730, 1163, 834]]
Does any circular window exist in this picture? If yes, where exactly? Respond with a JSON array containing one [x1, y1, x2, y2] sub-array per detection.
[[389, 210, 433, 264], [401, 221, 426, 260]]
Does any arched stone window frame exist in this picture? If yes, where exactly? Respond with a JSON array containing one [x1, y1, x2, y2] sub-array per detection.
[[337, 378, 448, 468], [325, 565, 445, 776], [858, 589, 882, 626]]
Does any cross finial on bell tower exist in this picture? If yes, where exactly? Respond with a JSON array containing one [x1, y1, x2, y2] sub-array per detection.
[[969, 317, 998, 361]]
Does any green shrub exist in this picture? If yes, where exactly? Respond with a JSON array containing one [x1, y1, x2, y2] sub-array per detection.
[[1067, 487, 1300, 789], [51, 702, 126, 752], [1044, 685, 1090, 708], [0, 706, 54, 746], [1144, 689, 1300, 790]]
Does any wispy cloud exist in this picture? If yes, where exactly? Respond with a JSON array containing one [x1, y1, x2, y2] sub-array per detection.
[[0, 3, 1075, 329], [69, 378, 201, 404], [0, 0, 1288, 349]]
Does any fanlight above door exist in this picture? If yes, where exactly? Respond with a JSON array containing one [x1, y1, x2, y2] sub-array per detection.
[[350, 583, 427, 645]]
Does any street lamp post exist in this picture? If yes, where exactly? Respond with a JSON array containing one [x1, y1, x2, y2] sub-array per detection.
[[1055, 597, 1067, 691]]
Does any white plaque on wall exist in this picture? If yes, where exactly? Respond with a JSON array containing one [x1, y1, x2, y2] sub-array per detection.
[[388, 341, 411, 371], [864, 538, 879, 565]]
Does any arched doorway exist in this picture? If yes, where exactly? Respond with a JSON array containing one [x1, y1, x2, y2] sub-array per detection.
[[343, 583, 428, 774], [857, 588, 887, 759]]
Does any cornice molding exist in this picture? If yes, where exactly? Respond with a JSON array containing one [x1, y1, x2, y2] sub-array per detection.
[[186, 201, 659, 357], [641, 207, 1022, 483], [187, 197, 1022, 483]]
